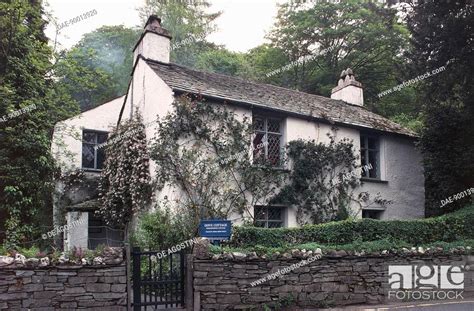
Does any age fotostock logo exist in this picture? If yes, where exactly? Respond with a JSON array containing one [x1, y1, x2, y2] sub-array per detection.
[[388, 265, 465, 301]]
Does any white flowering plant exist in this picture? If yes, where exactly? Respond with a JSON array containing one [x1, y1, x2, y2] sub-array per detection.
[[97, 113, 152, 228]]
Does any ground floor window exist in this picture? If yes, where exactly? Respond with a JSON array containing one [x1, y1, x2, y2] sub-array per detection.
[[88, 215, 124, 249], [254, 206, 285, 228], [362, 209, 383, 220]]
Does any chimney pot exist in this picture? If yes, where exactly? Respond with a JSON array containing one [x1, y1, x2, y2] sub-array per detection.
[[331, 68, 364, 106]]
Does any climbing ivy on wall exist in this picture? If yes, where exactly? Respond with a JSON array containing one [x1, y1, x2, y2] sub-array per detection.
[[271, 132, 389, 225], [150, 95, 285, 233], [97, 114, 152, 228]]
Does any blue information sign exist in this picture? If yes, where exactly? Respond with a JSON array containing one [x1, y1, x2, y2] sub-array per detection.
[[199, 220, 232, 240]]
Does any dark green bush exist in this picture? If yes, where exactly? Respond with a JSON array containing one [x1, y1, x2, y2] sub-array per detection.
[[231, 204, 474, 248], [131, 206, 196, 251]]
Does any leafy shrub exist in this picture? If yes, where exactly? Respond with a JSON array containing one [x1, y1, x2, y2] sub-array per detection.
[[132, 206, 195, 251], [231, 204, 474, 248]]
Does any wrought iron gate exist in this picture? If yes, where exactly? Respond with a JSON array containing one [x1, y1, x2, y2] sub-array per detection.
[[132, 247, 185, 310]]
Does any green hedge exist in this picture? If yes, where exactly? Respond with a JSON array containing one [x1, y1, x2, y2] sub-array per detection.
[[231, 204, 474, 248]]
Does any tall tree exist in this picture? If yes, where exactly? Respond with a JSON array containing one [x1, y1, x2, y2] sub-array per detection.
[[263, 0, 412, 119], [407, 0, 474, 216], [138, 0, 221, 67], [56, 26, 141, 111], [0, 0, 78, 248], [195, 48, 255, 78]]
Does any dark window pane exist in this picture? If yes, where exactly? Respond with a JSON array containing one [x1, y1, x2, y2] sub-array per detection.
[[368, 151, 378, 178], [82, 144, 95, 168], [253, 115, 282, 167], [361, 150, 369, 177], [267, 118, 280, 133], [268, 207, 282, 220], [253, 133, 266, 164], [362, 210, 381, 219], [254, 206, 283, 228], [361, 134, 380, 179], [253, 117, 264, 131], [83, 132, 96, 143], [97, 133, 108, 144], [88, 215, 124, 249], [97, 148, 106, 169], [360, 136, 366, 148], [254, 207, 266, 220], [368, 137, 378, 150], [268, 221, 283, 228], [82, 130, 108, 170], [267, 134, 281, 166]]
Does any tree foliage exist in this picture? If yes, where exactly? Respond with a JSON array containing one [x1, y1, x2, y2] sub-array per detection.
[[0, 0, 78, 249], [55, 26, 141, 111], [407, 0, 474, 216], [138, 0, 221, 67], [243, 0, 419, 130], [195, 48, 255, 78]]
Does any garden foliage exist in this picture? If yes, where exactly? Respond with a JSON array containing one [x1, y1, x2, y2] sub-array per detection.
[[231, 204, 474, 248]]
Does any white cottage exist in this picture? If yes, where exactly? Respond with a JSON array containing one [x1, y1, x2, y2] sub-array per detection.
[[51, 16, 424, 250]]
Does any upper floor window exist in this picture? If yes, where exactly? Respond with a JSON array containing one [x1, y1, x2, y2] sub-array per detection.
[[360, 133, 380, 179], [254, 206, 284, 228], [253, 115, 283, 166], [82, 130, 108, 170]]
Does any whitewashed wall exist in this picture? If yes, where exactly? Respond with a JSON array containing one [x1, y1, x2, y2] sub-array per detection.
[[51, 96, 125, 171], [52, 60, 425, 237]]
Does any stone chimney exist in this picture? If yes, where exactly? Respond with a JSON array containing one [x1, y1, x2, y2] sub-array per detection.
[[133, 15, 172, 64], [330, 68, 364, 106]]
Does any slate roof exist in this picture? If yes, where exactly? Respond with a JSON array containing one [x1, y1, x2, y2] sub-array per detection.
[[146, 59, 416, 137]]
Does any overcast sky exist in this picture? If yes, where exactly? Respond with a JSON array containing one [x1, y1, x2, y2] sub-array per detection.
[[45, 0, 287, 52]]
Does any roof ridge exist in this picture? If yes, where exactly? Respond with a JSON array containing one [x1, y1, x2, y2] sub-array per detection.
[[146, 58, 349, 106], [143, 58, 417, 137]]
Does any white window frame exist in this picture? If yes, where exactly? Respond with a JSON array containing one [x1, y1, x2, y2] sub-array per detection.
[[360, 133, 382, 180], [254, 205, 286, 228], [252, 114, 283, 167], [82, 130, 108, 171]]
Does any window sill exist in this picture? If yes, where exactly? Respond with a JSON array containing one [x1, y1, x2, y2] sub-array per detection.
[[362, 206, 386, 211], [360, 177, 388, 184], [251, 164, 290, 172], [82, 168, 103, 173]]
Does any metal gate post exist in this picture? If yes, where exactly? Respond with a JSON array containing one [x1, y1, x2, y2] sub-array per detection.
[[180, 251, 185, 306], [132, 247, 141, 311]]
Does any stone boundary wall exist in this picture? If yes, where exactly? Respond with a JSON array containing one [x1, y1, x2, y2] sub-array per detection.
[[0, 264, 127, 310], [193, 253, 474, 310]]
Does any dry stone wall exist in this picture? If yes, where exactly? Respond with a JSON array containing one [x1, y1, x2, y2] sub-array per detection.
[[193, 251, 474, 310], [0, 264, 127, 310]]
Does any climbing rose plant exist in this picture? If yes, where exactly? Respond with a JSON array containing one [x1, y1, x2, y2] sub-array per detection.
[[97, 114, 151, 228], [150, 95, 285, 233]]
